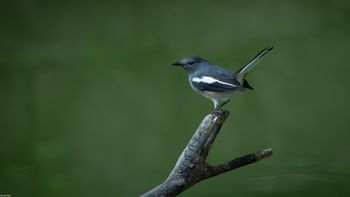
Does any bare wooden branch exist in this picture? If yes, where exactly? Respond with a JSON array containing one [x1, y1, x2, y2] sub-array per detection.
[[141, 110, 272, 197]]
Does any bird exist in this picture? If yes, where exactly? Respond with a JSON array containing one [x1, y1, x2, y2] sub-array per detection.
[[172, 47, 274, 111]]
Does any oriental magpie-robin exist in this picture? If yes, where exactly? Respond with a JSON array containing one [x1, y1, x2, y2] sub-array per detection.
[[172, 47, 274, 111]]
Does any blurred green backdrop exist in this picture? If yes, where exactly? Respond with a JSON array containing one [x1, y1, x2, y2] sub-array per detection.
[[1, 0, 350, 196]]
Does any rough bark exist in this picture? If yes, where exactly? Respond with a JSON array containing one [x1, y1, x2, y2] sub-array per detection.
[[141, 110, 272, 197]]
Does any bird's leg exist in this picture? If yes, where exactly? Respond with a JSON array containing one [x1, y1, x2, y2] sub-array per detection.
[[212, 100, 220, 113]]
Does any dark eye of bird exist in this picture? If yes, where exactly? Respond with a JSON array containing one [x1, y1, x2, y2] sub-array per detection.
[[188, 61, 194, 65]]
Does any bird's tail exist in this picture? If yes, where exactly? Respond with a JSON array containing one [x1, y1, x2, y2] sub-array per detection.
[[234, 47, 274, 84]]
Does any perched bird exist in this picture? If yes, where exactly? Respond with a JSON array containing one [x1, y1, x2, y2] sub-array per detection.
[[172, 47, 274, 111]]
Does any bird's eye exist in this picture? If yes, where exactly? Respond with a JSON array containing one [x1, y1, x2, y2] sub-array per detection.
[[188, 61, 194, 65]]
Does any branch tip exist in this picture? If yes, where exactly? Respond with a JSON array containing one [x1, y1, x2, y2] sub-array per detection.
[[255, 148, 272, 160]]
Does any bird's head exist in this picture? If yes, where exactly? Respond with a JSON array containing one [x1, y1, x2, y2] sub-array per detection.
[[172, 56, 208, 72]]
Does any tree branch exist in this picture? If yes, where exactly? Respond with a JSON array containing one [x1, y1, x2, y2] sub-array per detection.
[[141, 110, 272, 197]]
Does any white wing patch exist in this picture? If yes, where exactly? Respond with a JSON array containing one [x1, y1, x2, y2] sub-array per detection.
[[192, 76, 236, 87]]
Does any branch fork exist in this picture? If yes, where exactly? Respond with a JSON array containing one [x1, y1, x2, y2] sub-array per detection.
[[141, 110, 272, 197]]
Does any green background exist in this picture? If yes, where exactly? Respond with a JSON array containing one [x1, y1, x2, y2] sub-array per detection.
[[1, 0, 350, 196]]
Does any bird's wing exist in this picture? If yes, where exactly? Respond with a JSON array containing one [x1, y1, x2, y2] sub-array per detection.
[[190, 75, 240, 92]]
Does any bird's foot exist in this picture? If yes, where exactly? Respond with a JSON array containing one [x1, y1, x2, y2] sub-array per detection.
[[212, 107, 220, 114]]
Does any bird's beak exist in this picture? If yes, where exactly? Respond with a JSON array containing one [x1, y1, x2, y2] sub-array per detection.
[[172, 61, 183, 66]]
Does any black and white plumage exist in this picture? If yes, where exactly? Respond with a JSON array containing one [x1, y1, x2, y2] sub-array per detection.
[[172, 47, 274, 110]]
